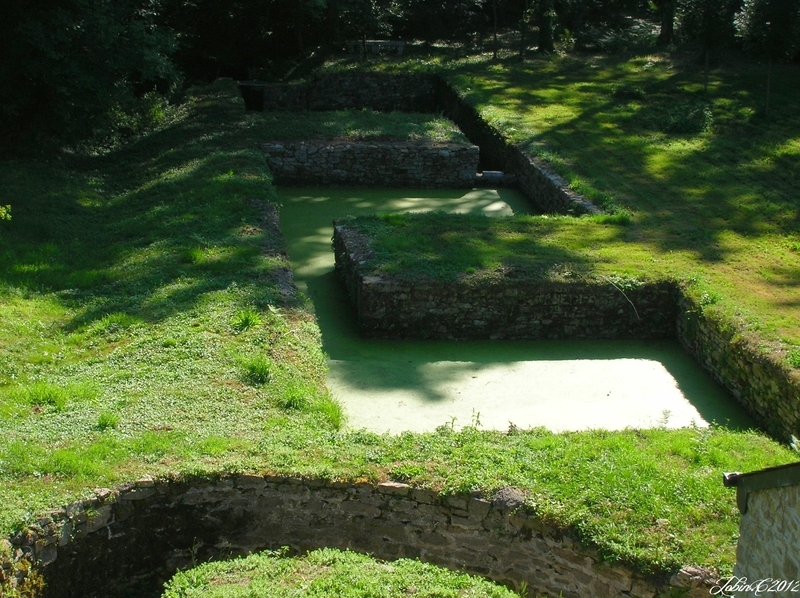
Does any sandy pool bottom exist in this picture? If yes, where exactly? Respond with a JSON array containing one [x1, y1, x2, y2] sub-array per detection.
[[278, 187, 754, 434]]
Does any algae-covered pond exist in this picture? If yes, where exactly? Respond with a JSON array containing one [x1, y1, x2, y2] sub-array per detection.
[[278, 187, 754, 434]]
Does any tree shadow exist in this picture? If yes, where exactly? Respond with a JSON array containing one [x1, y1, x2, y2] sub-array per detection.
[[1, 83, 305, 336]]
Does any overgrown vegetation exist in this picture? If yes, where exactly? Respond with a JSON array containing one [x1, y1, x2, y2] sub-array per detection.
[[162, 547, 519, 597], [0, 73, 797, 585]]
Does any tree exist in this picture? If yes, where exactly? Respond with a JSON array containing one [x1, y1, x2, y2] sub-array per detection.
[[338, 0, 401, 49], [680, 0, 740, 91], [654, 0, 676, 46], [736, 0, 800, 113], [399, 0, 486, 46], [0, 0, 178, 144], [534, 0, 556, 53]]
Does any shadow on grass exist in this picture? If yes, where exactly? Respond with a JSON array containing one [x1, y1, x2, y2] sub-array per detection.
[[445, 54, 799, 265], [0, 82, 302, 334]]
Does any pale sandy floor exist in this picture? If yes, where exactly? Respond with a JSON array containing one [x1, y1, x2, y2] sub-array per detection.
[[327, 351, 746, 434], [279, 187, 755, 434]]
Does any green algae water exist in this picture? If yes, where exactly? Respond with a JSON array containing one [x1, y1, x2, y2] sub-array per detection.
[[278, 187, 755, 434]]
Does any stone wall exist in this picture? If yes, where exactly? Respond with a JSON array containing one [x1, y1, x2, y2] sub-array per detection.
[[262, 140, 479, 187], [1, 476, 719, 598], [334, 223, 676, 340], [677, 293, 800, 443], [733, 483, 800, 590], [260, 73, 439, 113], [434, 80, 601, 215], [334, 223, 800, 440], [253, 72, 599, 213]]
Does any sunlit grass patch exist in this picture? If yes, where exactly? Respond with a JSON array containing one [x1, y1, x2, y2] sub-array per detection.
[[1, 381, 98, 413], [162, 547, 518, 598], [232, 308, 263, 332]]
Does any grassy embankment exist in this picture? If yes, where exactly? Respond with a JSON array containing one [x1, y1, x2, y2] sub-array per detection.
[[0, 78, 796, 583], [323, 49, 800, 365]]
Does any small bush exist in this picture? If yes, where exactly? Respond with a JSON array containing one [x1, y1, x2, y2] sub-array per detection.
[[613, 84, 646, 101], [242, 355, 273, 385], [277, 381, 312, 410], [661, 100, 714, 134], [96, 411, 120, 430], [7, 381, 97, 412], [92, 312, 142, 336], [276, 380, 345, 429], [180, 246, 206, 264], [232, 308, 262, 331], [313, 393, 345, 430], [23, 383, 69, 410]]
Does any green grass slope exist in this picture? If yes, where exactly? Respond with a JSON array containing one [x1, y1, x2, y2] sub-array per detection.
[[0, 78, 796, 580]]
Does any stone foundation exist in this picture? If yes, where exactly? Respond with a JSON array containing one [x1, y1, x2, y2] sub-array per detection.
[[259, 73, 439, 113], [252, 72, 599, 213], [334, 223, 675, 340], [2, 476, 719, 598], [434, 81, 600, 215], [262, 140, 479, 187], [334, 223, 800, 442], [677, 293, 800, 443]]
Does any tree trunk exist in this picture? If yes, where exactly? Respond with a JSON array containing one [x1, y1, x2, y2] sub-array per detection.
[[656, 0, 674, 47], [493, 0, 498, 59], [519, 0, 529, 59], [536, 0, 554, 53], [765, 59, 771, 116]]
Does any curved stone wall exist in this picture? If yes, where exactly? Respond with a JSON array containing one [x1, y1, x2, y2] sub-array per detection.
[[2, 475, 719, 598]]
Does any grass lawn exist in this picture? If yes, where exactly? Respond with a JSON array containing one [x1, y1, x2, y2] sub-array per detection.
[[0, 77, 797, 588]]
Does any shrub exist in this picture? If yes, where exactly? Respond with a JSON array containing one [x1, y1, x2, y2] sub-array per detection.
[[661, 100, 714, 134], [232, 308, 262, 331]]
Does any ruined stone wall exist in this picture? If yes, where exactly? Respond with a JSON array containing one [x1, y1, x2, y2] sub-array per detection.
[[334, 224, 800, 438], [2, 476, 718, 598], [262, 141, 479, 187], [334, 224, 676, 340], [254, 73, 599, 213], [434, 80, 600, 215], [676, 293, 800, 443], [733, 483, 800, 589], [260, 73, 438, 112]]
